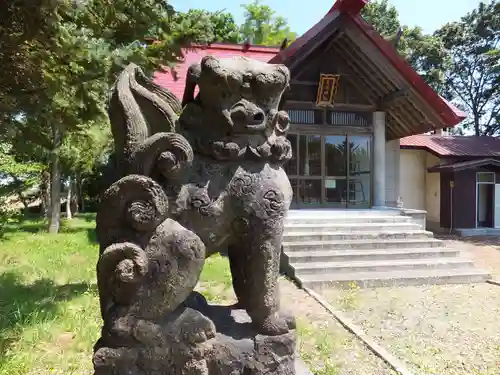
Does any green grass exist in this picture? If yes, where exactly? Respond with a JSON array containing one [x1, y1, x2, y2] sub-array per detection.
[[0, 214, 240, 375], [0, 214, 341, 375], [0, 214, 99, 375]]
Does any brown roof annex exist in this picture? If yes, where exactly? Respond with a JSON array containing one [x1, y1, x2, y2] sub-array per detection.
[[428, 158, 500, 173], [270, 0, 467, 139], [400, 135, 500, 157]]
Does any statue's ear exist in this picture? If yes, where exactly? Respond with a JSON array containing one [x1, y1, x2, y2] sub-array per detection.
[[200, 55, 220, 71], [274, 64, 291, 90], [182, 63, 201, 107]]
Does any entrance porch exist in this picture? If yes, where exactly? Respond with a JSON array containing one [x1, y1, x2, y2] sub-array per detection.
[[284, 110, 393, 209], [282, 208, 490, 288]]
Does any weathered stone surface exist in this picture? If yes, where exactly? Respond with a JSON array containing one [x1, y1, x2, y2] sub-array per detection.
[[94, 292, 297, 375], [94, 55, 302, 374]]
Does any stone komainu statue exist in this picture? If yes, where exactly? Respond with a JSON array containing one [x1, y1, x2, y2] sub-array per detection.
[[94, 55, 297, 375]]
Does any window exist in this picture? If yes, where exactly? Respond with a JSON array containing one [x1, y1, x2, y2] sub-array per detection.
[[476, 172, 495, 183], [327, 111, 370, 126], [287, 109, 322, 124]]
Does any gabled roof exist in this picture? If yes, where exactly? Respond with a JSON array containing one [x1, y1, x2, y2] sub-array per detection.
[[343, 8, 467, 126], [428, 158, 500, 173], [153, 44, 279, 100], [400, 135, 500, 157], [269, 0, 467, 138], [152, 0, 466, 140]]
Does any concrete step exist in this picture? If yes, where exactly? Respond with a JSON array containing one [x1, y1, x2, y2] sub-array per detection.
[[299, 268, 491, 289], [283, 238, 443, 251], [283, 230, 433, 241], [286, 209, 402, 218], [284, 248, 462, 263], [284, 222, 422, 233], [285, 216, 412, 225], [291, 257, 474, 275]]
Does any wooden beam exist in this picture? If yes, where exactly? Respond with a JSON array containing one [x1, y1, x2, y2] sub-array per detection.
[[377, 88, 409, 110], [335, 59, 378, 105], [334, 40, 391, 95], [291, 80, 318, 86], [324, 31, 345, 53], [285, 100, 375, 112], [288, 15, 347, 74], [343, 26, 405, 89]]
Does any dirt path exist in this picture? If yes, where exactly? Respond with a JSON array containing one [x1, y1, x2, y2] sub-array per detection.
[[318, 238, 500, 375], [438, 234, 500, 277], [279, 278, 395, 375], [197, 276, 395, 375]]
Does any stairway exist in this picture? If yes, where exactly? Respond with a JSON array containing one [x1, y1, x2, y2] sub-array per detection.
[[281, 209, 490, 288]]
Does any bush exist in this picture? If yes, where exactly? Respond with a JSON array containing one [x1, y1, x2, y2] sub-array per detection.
[[0, 197, 20, 237]]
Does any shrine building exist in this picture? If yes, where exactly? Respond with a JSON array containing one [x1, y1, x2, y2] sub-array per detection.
[[153, 0, 493, 288], [154, 0, 465, 211]]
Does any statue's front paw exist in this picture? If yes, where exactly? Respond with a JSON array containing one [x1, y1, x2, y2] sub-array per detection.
[[281, 310, 297, 330], [171, 308, 216, 345], [189, 313, 217, 344], [254, 313, 291, 336]]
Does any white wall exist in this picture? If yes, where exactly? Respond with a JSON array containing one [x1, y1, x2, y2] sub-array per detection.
[[399, 149, 442, 225], [400, 149, 426, 210], [385, 139, 400, 207], [425, 153, 441, 223]]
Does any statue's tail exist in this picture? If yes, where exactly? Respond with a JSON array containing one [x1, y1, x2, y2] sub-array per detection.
[[108, 64, 182, 168]]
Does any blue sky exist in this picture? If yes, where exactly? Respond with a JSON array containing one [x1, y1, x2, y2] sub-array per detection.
[[170, 0, 483, 35]]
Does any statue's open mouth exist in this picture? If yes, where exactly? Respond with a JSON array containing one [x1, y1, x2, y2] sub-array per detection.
[[230, 101, 267, 134]]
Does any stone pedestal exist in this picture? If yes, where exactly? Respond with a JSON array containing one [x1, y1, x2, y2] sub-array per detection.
[[93, 292, 299, 375]]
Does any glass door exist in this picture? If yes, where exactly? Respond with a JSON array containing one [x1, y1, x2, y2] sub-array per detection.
[[297, 134, 322, 207], [324, 135, 348, 208], [346, 135, 371, 208], [285, 133, 372, 208], [285, 133, 322, 208]]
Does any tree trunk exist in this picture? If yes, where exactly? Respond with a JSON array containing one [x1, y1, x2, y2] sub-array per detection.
[[80, 185, 85, 213], [66, 176, 73, 220], [48, 124, 62, 234], [40, 170, 50, 218], [73, 173, 81, 214]]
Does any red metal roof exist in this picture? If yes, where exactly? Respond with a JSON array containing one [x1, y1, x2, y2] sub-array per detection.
[[331, 0, 369, 15], [153, 44, 280, 100], [400, 135, 500, 157]]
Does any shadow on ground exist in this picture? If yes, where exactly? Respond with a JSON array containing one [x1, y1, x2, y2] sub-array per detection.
[[435, 234, 500, 247], [0, 271, 95, 357], [1, 213, 97, 237]]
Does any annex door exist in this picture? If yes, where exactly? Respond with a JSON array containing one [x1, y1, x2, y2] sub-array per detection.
[[494, 184, 500, 228], [285, 133, 372, 208]]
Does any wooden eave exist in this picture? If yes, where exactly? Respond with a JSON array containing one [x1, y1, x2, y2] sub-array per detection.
[[428, 158, 500, 173]]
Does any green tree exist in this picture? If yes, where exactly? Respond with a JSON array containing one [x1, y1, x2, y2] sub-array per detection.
[[0, 143, 43, 216], [433, 1, 499, 135], [59, 120, 112, 218], [176, 9, 240, 43], [0, 0, 62, 119], [239, 0, 296, 46], [361, 0, 446, 88], [3, 0, 215, 233]]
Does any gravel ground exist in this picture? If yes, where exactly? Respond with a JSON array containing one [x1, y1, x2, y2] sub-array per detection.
[[318, 238, 500, 375], [279, 278, 395, 375], [438, 235, 500, 278], [197, 276, 395, 375]]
